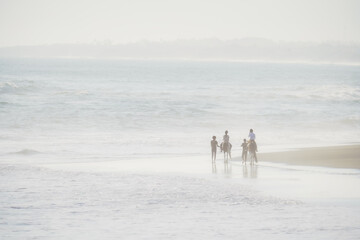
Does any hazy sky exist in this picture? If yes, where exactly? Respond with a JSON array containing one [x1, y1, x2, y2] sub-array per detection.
[[0, 0, 359, 47]]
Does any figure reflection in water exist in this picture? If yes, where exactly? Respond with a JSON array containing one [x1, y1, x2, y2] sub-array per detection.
[[250, 165, 258, 178], [242, 165, 258, 178], [242, 165, 248, 178], [212, 161, 217, 174], [224, 161, 232, 175]]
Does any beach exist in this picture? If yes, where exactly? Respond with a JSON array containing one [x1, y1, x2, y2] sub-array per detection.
[[1, 59, 360, 239], [1, 145, 360, 239], [256, 144, 360, 169]]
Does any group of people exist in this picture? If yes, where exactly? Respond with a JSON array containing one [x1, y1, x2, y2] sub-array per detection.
[[211, 129, 258, 164]]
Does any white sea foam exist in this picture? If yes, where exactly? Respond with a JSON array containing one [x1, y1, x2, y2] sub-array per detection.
[[0, 59, 359, 159], [0, 82, 18, 92]]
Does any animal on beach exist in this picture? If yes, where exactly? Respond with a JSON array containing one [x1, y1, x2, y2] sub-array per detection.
[[220, 141, 232, 162], [248, 140, 257, 165], [210, 129, 258, 165]]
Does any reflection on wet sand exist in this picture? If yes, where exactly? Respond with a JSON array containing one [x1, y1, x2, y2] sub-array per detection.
[[242, 164, 248, 178], [224, 161, 232, 175], [242, 165, 258, 178], [211, 161, 257, 178], [212, 162, 217, 174]]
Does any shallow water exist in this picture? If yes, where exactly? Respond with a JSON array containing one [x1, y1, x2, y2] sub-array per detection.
[[1, 157, 360, 240]]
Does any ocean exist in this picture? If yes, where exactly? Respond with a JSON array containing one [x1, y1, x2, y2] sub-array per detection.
[[1, 58, 359, 161], [1, 58, 360, 239]]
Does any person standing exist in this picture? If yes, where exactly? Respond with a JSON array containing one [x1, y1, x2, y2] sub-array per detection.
[[210, 136, 220, 162], [241, 139, 248, 163]]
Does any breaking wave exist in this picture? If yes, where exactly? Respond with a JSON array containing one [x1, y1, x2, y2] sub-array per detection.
[[10, 149, 41, 155]]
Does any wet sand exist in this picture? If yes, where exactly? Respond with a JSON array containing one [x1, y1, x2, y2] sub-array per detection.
[[4, 146, 360, 239], [256, 144, 360, 169]]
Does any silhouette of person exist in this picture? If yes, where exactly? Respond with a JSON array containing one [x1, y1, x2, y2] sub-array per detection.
[[223, 130, 230, 144], [210, 136, 220, 161], [248, 129, 256, 141], [241, 139, 248, 163]]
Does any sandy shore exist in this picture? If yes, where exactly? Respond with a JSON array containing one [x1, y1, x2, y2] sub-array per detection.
[[252, 144, 360, 169]]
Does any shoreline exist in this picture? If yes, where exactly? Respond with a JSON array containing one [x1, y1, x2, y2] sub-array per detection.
[[1, 57, 360, 66], [250, 144, 360, 169]]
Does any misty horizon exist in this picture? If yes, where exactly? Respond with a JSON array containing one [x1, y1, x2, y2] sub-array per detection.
[[1, 38, 359, 64], [2, 37, 360, 47], [1, 1, 360, 238]]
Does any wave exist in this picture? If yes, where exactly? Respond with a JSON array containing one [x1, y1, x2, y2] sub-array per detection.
[[54, 90, 89, 96], [0, 82, 19, 92], [0, 81, 35, 94], [259, 85, 360, 102], [10, 149, 41, 155], [0, 101, 11, 105]]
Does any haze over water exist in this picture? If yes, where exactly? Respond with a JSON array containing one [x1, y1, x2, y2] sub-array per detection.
[[1, 58, 360, 240], [1, 0, 360, 238], [1, 58, 360, 162]]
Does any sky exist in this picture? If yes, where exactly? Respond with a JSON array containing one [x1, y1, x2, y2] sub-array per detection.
[[0, 0, 359, 47]]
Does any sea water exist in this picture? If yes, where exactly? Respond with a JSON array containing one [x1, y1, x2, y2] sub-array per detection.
[[1, 58, 359, 161], [1, 59, 360, 239]]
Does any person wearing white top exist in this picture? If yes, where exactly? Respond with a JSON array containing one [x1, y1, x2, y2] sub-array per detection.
[[223, 130, 230, 143], [248, 129, 256, 140]]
